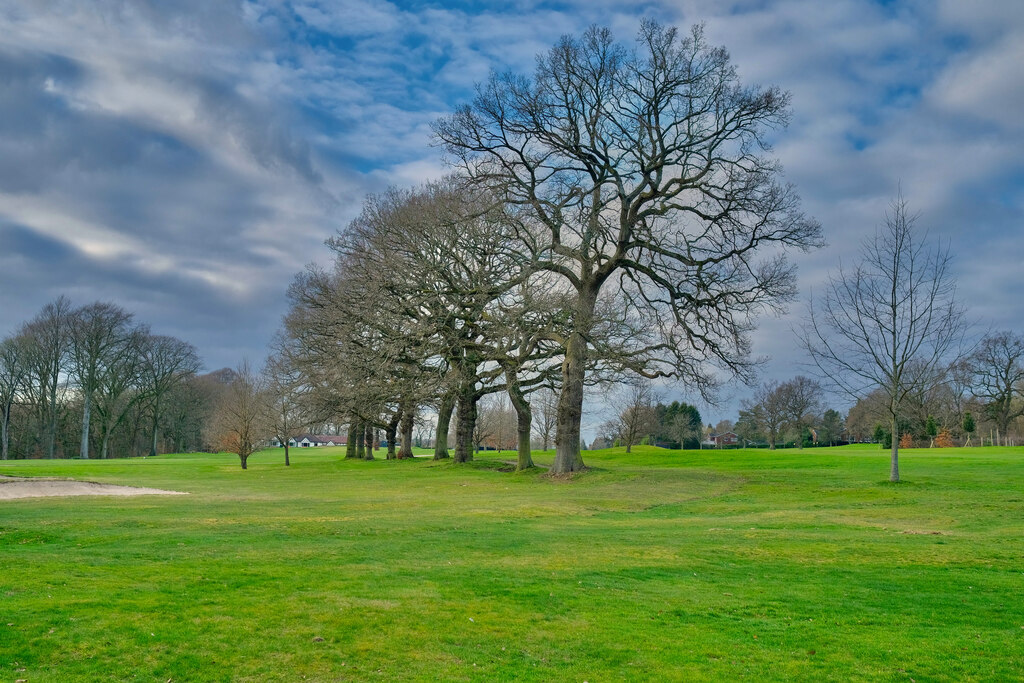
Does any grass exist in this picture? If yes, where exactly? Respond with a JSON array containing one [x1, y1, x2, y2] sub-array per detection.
[[1, 444, 1022, 681]]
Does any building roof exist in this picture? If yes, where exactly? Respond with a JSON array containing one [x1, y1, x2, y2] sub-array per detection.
[[297, 434, 347, 444]]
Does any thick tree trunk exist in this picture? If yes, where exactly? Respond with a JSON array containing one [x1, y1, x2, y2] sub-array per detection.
[[100, 431, 110, 459], [240, 452, 249, 470], [890, 415, 900, 483], [398, 404, 415, 459], [284, 442, 290, 466], [434, 393, 455, 460], [346, 419, 358, 458], [354, 422, 365, 459], [551, 288, 596, 474], [363, 423, 375, 460], [386, 413, 399, 459], [505, 372, 534, 470], [79, 392, 91, 459], [453, 393, 477, 463]]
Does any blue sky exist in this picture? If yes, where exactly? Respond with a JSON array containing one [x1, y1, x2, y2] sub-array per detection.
[[1, 0, 1023, 430]]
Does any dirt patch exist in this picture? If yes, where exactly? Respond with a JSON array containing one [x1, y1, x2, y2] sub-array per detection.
[[0, 475, 188, 500]]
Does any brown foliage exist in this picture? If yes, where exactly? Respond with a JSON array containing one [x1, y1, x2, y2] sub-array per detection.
[[899, 432, 914, 449], [934, 428, 954, 448]]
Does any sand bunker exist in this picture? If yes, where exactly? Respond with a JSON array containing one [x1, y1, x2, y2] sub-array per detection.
[[0, 475, 188, 500]]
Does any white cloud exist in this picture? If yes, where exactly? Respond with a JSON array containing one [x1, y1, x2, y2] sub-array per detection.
[[0, 0, 1021, 400]]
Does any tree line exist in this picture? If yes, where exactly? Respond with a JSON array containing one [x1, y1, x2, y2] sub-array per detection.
[[0, 297, 204, 459], [731, 327, 1024, 454]]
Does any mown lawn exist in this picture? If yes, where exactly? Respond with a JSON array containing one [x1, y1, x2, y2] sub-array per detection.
[[1, 445, 1022, 681]]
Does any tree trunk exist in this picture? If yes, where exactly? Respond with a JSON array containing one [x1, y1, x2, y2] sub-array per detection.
[[100, 431, 110, 459], [398, 404, 415, 459], [516, 409, 533, 470], [148, 398, 160, 458], [434, 393, 454, 459], [551, 288, 596, 474], [46, 413, 56, 458], [890, 415, 900, 483], [346, 419, 358, 458], [284, 442, 290, 466], [79, 392, 92, 459], [46, 378, 58, 459], [1, 403, 9, 460], [505, 372, 534, 470], [363, 423, 374, 460], [453, 393, 477, 463], [354, 422, 365, 459], [386, 413, 399, 459]]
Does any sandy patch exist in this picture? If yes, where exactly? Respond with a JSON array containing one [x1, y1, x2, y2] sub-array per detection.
[[0, 475, 188, 500]]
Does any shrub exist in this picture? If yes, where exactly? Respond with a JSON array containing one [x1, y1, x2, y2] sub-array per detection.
[[934, 428, 954, 448]]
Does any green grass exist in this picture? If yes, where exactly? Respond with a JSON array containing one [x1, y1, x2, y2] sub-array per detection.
[[1, 444, 1022, 681]]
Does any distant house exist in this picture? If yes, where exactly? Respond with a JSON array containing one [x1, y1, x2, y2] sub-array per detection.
[[707, 432, 739, 447], [272, 434, 348, 448]]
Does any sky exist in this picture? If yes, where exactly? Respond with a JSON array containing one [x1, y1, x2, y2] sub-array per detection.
[[1, 0, 1023, 431]]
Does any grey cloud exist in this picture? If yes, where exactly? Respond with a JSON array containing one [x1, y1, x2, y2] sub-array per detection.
[[1, 0, 1022, 411]]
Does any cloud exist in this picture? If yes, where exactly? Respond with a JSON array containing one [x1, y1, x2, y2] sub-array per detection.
[[1, 0, 1022, 432]]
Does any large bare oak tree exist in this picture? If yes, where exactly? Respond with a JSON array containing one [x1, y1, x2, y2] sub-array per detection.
[[436, 22, 821, 473]]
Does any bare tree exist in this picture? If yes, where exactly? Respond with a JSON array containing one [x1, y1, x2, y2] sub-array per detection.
[[801, 194, 966, 481], [20, 297, 74, 458], [781, 375, 824, 448], [141, 335, 202, 457], [473, 398, 500, 452], [437, 22, 821, 473], [945, 358, 974, 437], [531, 387, 559, 451], [612, 379, 657, 453], [969, 331, 1024, 444], [743, 381, 789, 450], [207, 362, 268, 469], [68, 302, 137, 459], [473, 395, 521, 453], [91, 325, 149, 459], [0, 335, 29, 460], [264, 343, 309, 467]]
